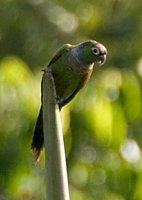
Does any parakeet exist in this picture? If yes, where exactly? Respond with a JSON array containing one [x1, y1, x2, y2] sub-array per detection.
[[32, 40, 107, 162]]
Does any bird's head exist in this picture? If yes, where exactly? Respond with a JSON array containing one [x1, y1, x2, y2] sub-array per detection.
[[81, 40, 107, 66]]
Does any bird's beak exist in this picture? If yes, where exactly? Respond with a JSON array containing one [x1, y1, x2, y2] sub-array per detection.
[[96, 54, 106, 65]]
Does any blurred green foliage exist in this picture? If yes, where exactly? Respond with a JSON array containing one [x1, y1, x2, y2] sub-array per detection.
[[0, 0, 142, 199]]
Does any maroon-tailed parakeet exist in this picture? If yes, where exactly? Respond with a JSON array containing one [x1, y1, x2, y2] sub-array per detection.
[[32, 40, 107, 161]]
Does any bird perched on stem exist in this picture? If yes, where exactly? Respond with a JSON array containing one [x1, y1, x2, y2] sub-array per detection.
[[32, 40, 107, 162]]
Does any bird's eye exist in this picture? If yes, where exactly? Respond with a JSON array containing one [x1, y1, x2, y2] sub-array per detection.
[[92, 47, 100, 55]]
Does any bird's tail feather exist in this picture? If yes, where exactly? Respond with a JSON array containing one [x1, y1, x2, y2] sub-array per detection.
[[31, 107, 44, 163]]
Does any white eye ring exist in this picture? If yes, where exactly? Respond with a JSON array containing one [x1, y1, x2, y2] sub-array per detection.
[[92, 47, 100, 55]]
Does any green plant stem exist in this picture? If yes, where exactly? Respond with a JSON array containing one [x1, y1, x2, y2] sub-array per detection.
[[42, 70, 70, 200]]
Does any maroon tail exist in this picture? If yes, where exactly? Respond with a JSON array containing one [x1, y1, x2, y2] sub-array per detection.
[[31, 107, 44, 162]]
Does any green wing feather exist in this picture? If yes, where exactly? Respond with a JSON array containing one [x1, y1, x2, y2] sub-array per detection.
[[48, 44, 72, 67]]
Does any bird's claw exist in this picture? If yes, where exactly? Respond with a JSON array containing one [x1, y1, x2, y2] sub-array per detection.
[[42, 68, 53, 79], [56, 97, 64, 106]]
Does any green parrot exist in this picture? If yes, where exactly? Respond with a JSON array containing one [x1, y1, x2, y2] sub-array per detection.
[[32, 40, 107, 162]]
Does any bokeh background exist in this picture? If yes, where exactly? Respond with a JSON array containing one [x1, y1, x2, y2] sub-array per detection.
[[0, 0, 142, 199]]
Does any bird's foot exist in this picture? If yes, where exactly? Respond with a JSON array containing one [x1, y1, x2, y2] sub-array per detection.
[[56, 96, 65, 107], [42, 68, 53, 79]]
